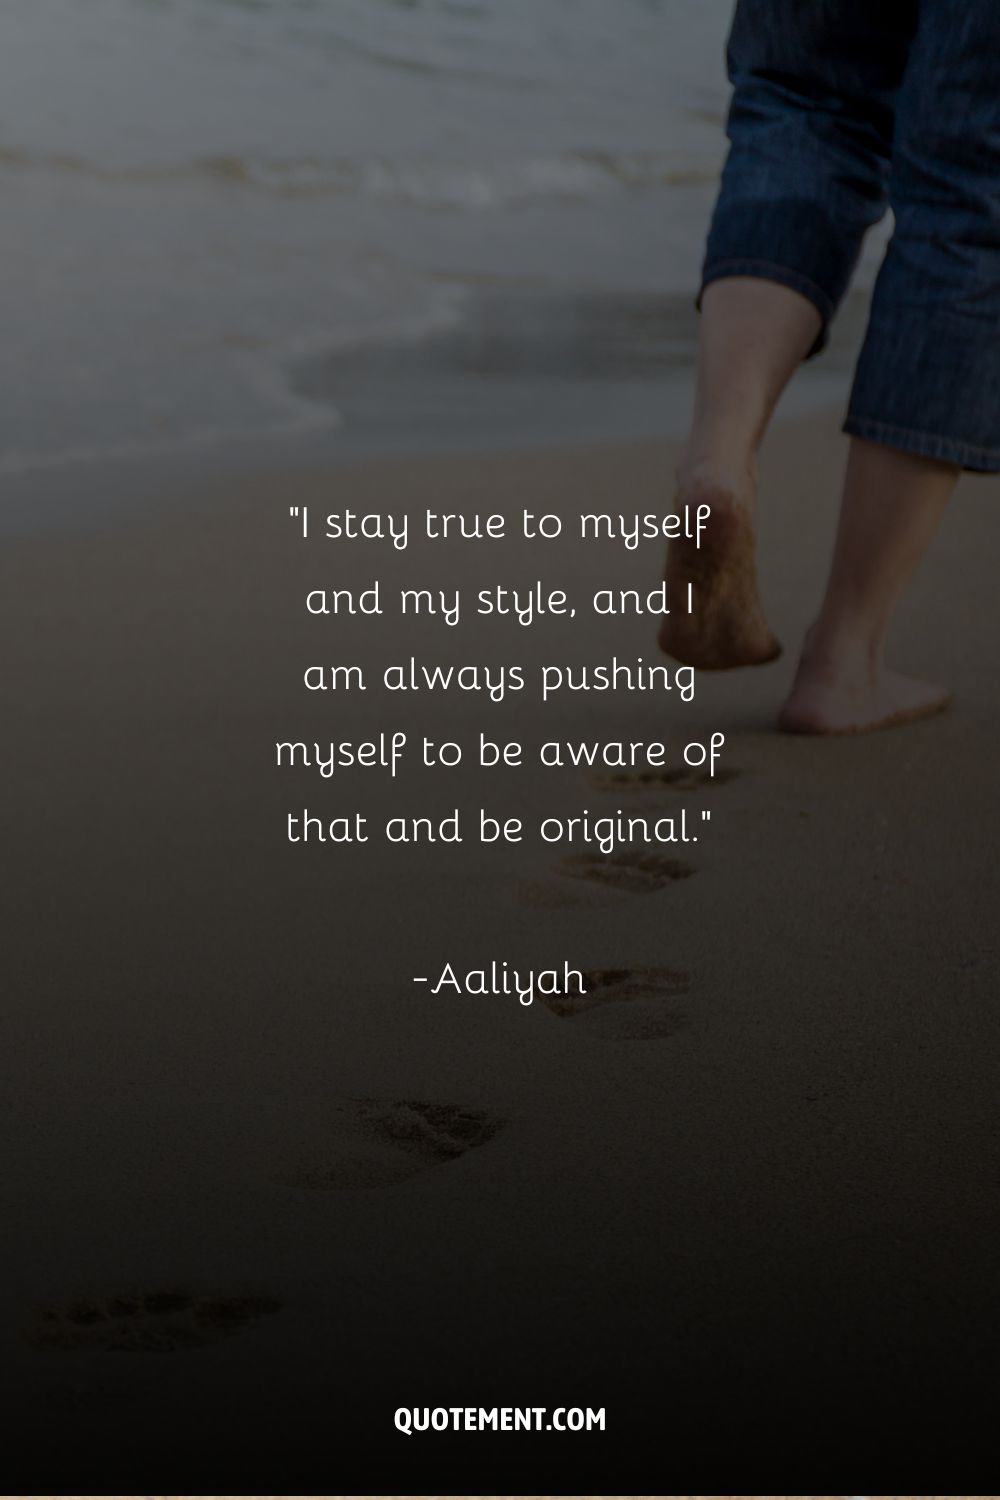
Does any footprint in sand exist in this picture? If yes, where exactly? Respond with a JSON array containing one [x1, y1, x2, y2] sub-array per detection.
[[541, 965, 691, 1040], [589, 765, 741, 793], [25, 1291, 280, 1353], [280, 1098, 508, 1191], [556, 848, 696, 894], [518, 847, 697, 907]]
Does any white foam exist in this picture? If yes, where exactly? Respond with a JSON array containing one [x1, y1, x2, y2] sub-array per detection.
[[0, 0, 735, 468]]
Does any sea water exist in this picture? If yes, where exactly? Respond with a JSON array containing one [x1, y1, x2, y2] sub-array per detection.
[[0, 0, 876, 475]]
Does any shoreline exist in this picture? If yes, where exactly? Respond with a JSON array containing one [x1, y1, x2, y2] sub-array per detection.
[[0, 275, 874, 504]]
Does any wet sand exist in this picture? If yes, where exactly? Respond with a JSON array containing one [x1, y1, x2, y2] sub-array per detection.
[[3, 412, 1000, 1488]]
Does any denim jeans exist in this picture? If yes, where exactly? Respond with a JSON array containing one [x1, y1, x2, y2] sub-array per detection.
[[703, 0, 1000, 470]]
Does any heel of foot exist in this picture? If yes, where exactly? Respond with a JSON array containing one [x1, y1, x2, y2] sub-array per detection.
[[779, 672, 952, 736], [658, 616, 781, 671], [660, 474, 780, 672]]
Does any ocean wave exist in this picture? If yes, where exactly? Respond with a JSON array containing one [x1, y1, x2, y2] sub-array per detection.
[[0, 283, 468, 475], [0, 406, 330, 477], [0, 141, 719, 207], [0, 379, 339, 477]]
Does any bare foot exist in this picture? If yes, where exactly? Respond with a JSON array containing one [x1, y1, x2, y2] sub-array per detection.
[[658, 466, 781, 671], [780, 639, 952, 735]]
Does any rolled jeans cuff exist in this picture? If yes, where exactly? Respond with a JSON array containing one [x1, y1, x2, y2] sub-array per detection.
[[699, 197, 866, 357], [846, 308, 1000, 473], [842, 416, 1000, 472]]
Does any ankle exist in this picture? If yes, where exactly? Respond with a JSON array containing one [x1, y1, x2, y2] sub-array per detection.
[[800, 620, 884, 682], [676, 448, 757, 511]]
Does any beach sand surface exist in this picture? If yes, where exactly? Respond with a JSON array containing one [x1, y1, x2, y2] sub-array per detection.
[[2, 413, 999, 1487]]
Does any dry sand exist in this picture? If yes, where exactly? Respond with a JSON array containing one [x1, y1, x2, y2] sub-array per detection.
[[2, 413, 999, 1485]]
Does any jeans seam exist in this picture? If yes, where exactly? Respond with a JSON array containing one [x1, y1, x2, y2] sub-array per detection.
[[844, 415, 1000, 472]]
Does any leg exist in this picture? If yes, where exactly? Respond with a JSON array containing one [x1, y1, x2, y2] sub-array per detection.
[[844, 1, 1000, 472], [659, 278, 820, 669], [661, 0, 913, 670], [779, 438, 957, 733], [782, 0, 1000, 732]]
